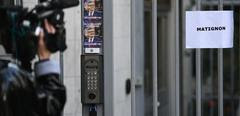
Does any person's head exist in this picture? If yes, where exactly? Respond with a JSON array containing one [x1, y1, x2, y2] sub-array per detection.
[[84, 0, 96, 12], [84, 26, 95, 38]]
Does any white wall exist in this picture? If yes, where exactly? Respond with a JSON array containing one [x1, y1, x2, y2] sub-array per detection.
[[62, 5, 82, 116], [112, 0, 132, 116]]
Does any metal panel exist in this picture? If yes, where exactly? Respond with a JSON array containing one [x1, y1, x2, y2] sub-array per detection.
[[134, 0, 145, 116], [196, 1, 202, 116], [131, 0, 136, 115], [175, 0, 180, 115], [103, 0, 114, 115], [218, 0, 224, 116], [196, 51, 202, 116], [152, 0, 158, 116]]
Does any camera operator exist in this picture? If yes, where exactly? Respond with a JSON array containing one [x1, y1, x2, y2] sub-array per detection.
[[0, 19, 66, 116]]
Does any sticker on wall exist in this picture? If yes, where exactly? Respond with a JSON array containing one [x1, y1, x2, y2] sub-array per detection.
[[84, 23, 103, 53], [82, 0, 103, 54], [84, 0, 103, 17]]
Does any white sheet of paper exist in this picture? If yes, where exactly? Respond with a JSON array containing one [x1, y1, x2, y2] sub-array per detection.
[[186, 11, 234, 48]]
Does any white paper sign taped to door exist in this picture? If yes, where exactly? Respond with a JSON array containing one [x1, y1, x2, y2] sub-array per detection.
[[186, 11, 234, 48]]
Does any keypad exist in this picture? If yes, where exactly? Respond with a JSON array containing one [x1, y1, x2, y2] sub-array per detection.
[[81, 55, 103, 104], [86, 71, 98, 91]]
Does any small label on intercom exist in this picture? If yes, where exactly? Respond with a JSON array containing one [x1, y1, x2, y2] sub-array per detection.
[[85, 48, 101, 54]]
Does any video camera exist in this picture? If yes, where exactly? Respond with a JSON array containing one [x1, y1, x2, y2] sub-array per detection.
[[0, 0, 79, 71]]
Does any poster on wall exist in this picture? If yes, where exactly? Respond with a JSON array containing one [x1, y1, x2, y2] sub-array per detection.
[[83, 0, 103, 54], [186, 11, 233, 48]]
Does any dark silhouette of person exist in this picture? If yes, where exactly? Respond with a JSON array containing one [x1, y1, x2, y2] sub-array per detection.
[[0, 20, 66, 116]]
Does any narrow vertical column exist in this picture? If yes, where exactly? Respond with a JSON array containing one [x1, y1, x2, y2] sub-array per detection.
[[230, 1, 235, 115], [196, 45, 202, 116], [103, 0, 114, 116], [218, 0, 224, 116], [175, 0, 180, 116], [60, 52, 64, 116], [14, 0, 17, 5], [152, 0, 158, 116], [196, 0, 202, 116], [131, 0, 136, 116], [15, 0, 21, 6], [81, 0, 105, 115], [60, 52, 64, 83]]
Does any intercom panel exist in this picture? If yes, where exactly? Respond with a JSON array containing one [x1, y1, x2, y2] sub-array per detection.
[[81, 55, 103, 104]]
